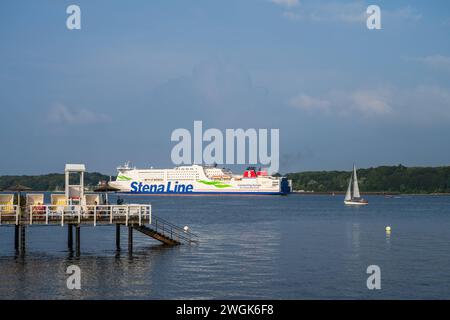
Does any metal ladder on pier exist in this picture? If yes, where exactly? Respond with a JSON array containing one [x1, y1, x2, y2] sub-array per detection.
[[132, 215, 198, 245]]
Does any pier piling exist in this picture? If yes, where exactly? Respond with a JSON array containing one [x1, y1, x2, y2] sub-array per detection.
[[75, 225, 80, 256], [19, 225, 26, 254], [14, 225, 19, 251], [116, 224, 121, 250], [68, 224, 73, 250], [128, 226, 133, 252]]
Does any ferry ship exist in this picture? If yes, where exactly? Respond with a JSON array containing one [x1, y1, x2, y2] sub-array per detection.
[[109, 162, 291, 195]]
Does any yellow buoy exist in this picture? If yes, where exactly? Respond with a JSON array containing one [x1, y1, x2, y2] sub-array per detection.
[[385, 226, 391, 232]]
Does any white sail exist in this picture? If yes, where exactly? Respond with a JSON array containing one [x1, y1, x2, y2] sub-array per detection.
[[345, 175, 352, 201], [352, 165, 360, 198]]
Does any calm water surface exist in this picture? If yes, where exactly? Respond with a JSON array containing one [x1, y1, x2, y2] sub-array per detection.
[[1, 194, 450, 299]]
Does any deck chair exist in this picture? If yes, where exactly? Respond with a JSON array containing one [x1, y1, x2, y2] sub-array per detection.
[[27, 194, 45, 220], [51, 194, 67, 215], [0, 194, 15, 222]]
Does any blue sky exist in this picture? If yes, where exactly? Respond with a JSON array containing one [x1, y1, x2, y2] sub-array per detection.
[[1, 0, 450, 175]]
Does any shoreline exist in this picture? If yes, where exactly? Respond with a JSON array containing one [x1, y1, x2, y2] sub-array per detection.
[[292, 191, 450, 196], [2, 190, 450, 196]]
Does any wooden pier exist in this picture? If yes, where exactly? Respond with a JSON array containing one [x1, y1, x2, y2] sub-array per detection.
[[0, 204, 198, 255], [0, 163, 198, 255]]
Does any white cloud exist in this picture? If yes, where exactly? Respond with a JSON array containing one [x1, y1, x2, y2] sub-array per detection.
[[280, 1, 420, 24], [415, 55, 450, 72], [407, 85, 450, 120], [289, 88, 392, 116], [148, 60, 271, 127], [47, 104, 111, 125], [348, 89, 392, 115], [270, 0, 299, 8], [386, 6, 422, 22], [288, 85, 450, 122], [283, 2, 365, 23], [288, 93, 330, 111]]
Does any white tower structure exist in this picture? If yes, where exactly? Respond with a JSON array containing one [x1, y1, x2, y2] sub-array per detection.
[[65, 164, 86, 205]]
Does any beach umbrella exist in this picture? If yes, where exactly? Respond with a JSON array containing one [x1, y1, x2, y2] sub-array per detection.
[[94, 182, 119, 205], [5, 184, 32, 208], [93, 183, 120, 192]]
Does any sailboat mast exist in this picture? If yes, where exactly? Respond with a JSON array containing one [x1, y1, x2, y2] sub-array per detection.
[[353, 164, 361, 198]]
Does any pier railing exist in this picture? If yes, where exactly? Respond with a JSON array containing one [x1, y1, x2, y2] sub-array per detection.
[[0, 204, 151, 226], [150, 215, 199, 244]]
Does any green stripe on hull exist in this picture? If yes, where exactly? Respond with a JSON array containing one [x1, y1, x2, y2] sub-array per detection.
[[197, 180, 232, 188]]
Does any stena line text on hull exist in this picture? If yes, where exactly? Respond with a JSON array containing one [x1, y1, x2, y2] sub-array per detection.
[[131, 181, 194, 193]]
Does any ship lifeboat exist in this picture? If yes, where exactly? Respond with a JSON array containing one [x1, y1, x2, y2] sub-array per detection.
[[210, 175, 232, 180]]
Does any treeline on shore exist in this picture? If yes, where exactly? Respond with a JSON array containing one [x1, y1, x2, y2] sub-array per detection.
[[0, 173, 110, 191], [286, 165, 450, 194], [1, 165, 450, 194]]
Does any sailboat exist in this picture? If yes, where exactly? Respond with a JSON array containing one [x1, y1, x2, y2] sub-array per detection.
[[344, 164, 368, 206]]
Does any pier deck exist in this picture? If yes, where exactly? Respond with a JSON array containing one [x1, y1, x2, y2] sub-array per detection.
[[0, 204, 151, 226]]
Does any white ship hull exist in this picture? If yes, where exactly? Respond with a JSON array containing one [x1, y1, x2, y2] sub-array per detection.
[[109, 164, 291, 195]]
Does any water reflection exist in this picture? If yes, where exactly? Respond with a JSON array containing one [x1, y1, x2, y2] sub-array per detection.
[[1, 195, 450, 299], [0, 244, 177, 299], [385, 230, 391, 247], [351, 223, 361, 257]]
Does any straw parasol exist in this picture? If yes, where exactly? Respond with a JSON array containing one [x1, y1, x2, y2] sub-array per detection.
[[94, 182, 119, 205], [94, 183, 120, 192], [5, 184, 32, 208]]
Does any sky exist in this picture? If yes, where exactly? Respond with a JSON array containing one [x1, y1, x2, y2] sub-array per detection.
[[1, 0, 450, 175]]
